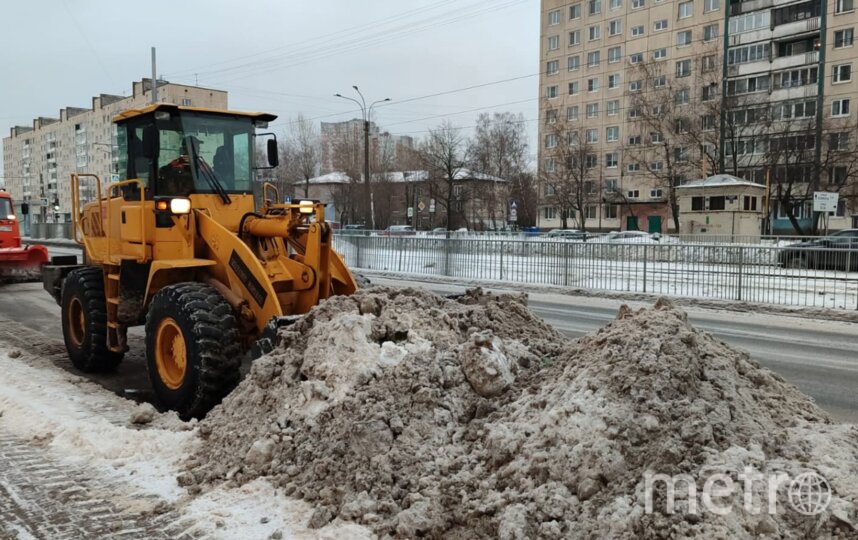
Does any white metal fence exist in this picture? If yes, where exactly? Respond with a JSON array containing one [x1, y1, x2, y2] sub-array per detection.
[[334, 235, 858, 310]]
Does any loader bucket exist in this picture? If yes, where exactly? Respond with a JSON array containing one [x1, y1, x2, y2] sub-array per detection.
[[0, 244, 49, 283]]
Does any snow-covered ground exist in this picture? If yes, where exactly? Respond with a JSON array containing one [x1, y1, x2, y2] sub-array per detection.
[[334, 237, 858, 310], [0, 348, 371, 539]]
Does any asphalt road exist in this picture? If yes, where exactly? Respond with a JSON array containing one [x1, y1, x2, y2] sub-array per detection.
[[2, 245, 855, 423]]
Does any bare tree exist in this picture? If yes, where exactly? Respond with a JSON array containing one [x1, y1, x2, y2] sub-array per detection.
[[290, 115, 320, 198], [540, 121, 597, 230], [418, 121, 470, 231], [331, 127, 364, 225]]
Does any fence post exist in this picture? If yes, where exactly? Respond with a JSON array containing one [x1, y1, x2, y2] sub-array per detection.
[[563, 242, 570, 287], [397, 238, 404, 272], [499, 240, 504, 281], [643, 244, 648, 293], [737, 248, 744, 301], [443, 236, 451, 276], [356, 236, 363, 269]]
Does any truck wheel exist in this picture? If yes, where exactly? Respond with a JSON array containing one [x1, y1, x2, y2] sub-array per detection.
[[61, 267, 123, 372], [145, 283, 242, 419]]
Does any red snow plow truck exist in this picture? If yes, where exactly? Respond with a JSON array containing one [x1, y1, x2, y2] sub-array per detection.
[[0, 190, 48, 282]]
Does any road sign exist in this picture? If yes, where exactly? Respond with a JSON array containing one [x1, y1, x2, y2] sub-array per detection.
[[110, 174, 120, 182], [813, 192, 839, 213], [417, 201, 426, 212], [407, 206, 414, 218], [509, 200, 518, 222], [429, 199, 436, 213]]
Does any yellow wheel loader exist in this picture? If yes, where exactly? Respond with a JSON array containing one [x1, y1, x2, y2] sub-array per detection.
[[41, 104, 357, 418]]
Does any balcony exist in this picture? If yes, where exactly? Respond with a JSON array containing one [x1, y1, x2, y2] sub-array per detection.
[[771, 50, 819, 70], [773, 17, 820, 39], [770, 84, 818, 101], [731, 28, 773, 46], [731, 0, 773, 15], [730, 59, 772, 77]]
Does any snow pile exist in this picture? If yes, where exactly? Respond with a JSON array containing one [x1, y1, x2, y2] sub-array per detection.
[[185, 289, 858, 538]]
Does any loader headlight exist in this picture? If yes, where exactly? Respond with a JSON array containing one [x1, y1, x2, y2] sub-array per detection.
[[170, 198, 192, 214], [6, 214, 15, 220], [298, 200, 314, 214]]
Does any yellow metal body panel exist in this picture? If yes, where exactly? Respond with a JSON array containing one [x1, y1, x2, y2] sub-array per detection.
[[112, 103, 276, 124]]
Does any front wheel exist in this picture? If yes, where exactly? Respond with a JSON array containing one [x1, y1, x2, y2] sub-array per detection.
[[145, 283, 242, 419], [61, 267, 123, 372]]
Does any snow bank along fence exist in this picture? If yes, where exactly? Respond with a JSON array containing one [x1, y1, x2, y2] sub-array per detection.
[[334, 235, 858, 310]]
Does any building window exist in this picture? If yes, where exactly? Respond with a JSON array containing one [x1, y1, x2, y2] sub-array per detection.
[[702, 84, 717, 101], [628, 189, 640, 199], [586, 154, 599, 168], [676, 59, 692, 77], [709, 196, 726, 210], [588, 50, 601, 66], [727, 43, 770, 65], [568, 131, 580, 145], [836, 0, 854, 13], [743, 196, 758, 211], [653, 48, 667, 60], [547, 60, 560, 75], [607, 126, 620, 141], [589, 25, 601, 40], [606, 100, 619, 115], [543, 206, 557, 220], [677, 30, 692, 47], [629, 107, 641, 118], [568, 55, 581, 70], [632, 25, 645, 37], [651, 189, 664, 199], [606, 152, 619, 167], [569, 81, 580, 95], [546, 134, 558, 148], [546, 109, 558, 124], [832, 99, 851, 116], [629, 52, 644, 64], [587, 102, 599, 117], [702, 114, 717, 130], [586, 128, 599, 143], [547, 85, 559, 98], [628, 163, 641, 172], [608, 46, 622, 62], [831, 132, 850, 151], [570, 3, 582, 19], [650, 161, 664, 171], [629, 79, 643, 91], [653, 75, 667, 87], [585, 205, 598, 219], [628, 135, 642, 145], [678, 1, 693, 18], [703, 24, 718, 42], [609, 20, 622, 36], [651, 131, 664, 143], [570, 30, 581, 46], [589, 0, 602, 15], [549, 9, 561, 25], [702, 55, 717, 72], [181, 98, 192, 106], [691, 196, 704, 210], [632, 0, 645, 8], [730, 11, 770, 34], [833, 64, 852, 83], [654, 19, 668, 31], [548, 35, 560, 50], [608, 74, 620, 88], [544, 159, 556, 173], [567, 105, 580, 120], [610, 0, 622, 8], [835, 29, 854, 48], [674, 88, 690, 104], [704, 0, 719, 12], [674, 146, 689, 162], [588, 77, 600, 91], [605, 204, 619, 219]]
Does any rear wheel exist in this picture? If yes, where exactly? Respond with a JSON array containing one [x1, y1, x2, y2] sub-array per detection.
[[145, 283, 242, 419], [61, 267, 123, 372]]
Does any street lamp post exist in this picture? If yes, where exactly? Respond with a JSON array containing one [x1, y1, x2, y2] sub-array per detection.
[[335, 87, 390, 229]]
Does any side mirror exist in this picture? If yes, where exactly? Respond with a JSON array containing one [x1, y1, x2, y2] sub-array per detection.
[[142, 126, 159, 159], [267, 139, 279, 168]]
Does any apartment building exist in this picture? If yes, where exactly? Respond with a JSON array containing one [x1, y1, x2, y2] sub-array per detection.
[[2, 79, 227, 223], [319, 119, 414, 175], [538, 0, 858, 233]]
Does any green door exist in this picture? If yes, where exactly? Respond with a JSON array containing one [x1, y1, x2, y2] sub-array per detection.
[[648, 215, 662, 234], [626, 216, 639, 231]]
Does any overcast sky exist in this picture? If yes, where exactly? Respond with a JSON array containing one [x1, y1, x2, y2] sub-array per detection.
[[1, 0, 540, 177]]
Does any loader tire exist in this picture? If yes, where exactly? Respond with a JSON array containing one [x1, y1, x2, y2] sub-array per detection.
[[145, 282, 242, 419], [61, 267, 124, 372]]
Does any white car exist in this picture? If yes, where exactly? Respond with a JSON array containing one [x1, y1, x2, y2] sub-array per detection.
[[603, 231, 678, 244]]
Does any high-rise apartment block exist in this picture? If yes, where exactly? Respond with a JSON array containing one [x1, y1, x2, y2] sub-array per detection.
[[538, 0, 857, 233], [2, 79, 227, 223]]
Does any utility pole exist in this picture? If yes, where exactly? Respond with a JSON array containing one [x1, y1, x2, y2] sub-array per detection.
[[335, 87, 390, 229], [151, 47, 158, 104]]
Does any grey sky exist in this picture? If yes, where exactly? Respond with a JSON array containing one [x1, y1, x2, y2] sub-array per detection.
[[1, 0, 540, 176]]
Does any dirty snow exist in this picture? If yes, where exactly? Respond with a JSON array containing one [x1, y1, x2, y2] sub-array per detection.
[[187, 288, 858, 538]]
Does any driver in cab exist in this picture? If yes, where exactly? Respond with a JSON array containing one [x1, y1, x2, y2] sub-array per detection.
[[159, 136, 200, 196]]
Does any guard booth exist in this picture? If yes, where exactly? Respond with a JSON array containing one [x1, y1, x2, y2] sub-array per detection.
[[676, 175, 765, 239]]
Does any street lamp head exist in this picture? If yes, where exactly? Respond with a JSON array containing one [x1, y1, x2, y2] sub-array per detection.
[[352, 85, 359, 91], [383, 98, 391, 102], [334, 93, 343, 97]]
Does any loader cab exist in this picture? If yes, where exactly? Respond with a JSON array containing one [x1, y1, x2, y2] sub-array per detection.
[[113, 104, 277, 200]]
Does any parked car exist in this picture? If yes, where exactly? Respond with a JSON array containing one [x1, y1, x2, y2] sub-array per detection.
[[523, 226, 541, 237], [340, 224, 366, 235], [429, 227, 449, 236], [778, 229, 858, 271], [379, 225, 416, 236], [544, 229, 590, 241]]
